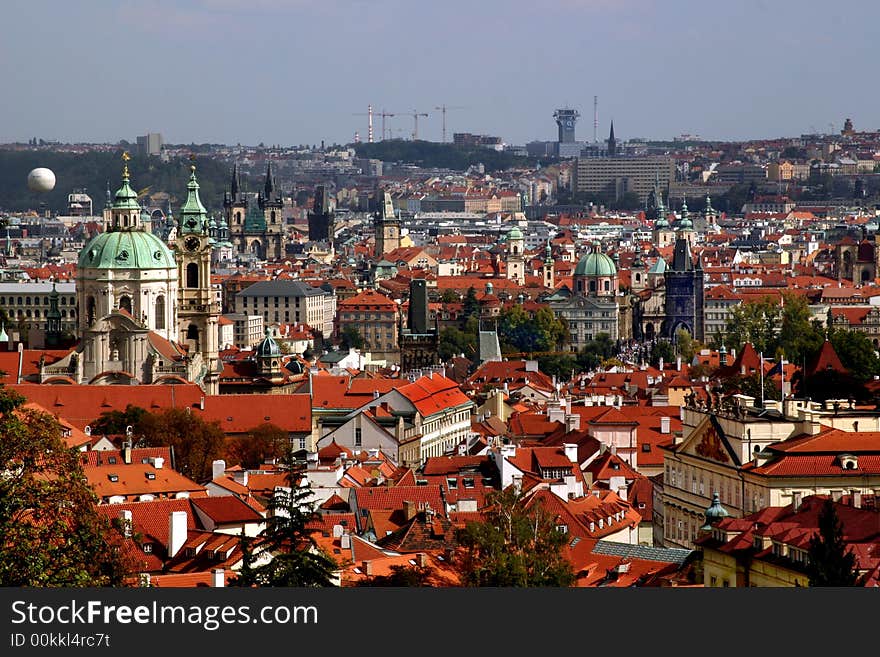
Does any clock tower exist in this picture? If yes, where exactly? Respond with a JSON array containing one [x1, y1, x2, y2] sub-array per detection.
[[175, 163, 221, 394]]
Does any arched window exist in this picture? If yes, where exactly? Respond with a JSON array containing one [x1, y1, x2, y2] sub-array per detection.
[[25, 297, 31, 306], [155, 296, 165, 330], [186, 324, 199, 341], [513, 245, 519, 254], [589, 281, 596, 293], [86, 297, 96, 325], [235, 211, 241, 225], [271, 211, 276, 224], [119, 295, 132, 314], [186, 263, 199, 288], [604, 280, 610, 291]]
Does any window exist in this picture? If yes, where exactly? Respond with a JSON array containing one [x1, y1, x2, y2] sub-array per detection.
[[642, 443, 651, 452], [710, 576, 717, 587], [555, 524, 568, 534], [155, 295, 165, 330], [143, 544, 153, 554], [354, 428, 362, 448]]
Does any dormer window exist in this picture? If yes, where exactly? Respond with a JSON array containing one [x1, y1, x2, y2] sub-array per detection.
[[108, 474, 119, 482], [146, 472, 156, 480], [838, 454, 858, 470]]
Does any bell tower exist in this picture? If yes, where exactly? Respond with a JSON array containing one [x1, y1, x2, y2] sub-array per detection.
[[175, 162, 220, 394]]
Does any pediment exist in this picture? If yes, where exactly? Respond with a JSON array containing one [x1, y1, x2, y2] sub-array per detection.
[[676, 414, 741, 466]]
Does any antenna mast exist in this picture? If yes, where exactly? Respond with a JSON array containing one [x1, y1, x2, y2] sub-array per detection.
[[593, 95, 598, 143]]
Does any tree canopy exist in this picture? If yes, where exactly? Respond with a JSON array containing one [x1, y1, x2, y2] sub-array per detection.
[[232, 448, 337, 587], [226, 422, 289, 469], [806, 498, 859, 587], [135, 408, 226, 483], [456, 487, 575, 587], [0, 386, 133, 586]]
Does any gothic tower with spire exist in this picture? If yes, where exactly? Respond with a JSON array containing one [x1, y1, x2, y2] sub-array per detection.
[[607, 120, 617, 157]]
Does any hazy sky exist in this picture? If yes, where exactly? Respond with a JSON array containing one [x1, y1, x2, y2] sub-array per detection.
[[1, 0, 877, 146]]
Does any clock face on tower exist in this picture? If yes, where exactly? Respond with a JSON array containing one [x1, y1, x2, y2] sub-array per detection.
[[184, 236, 200, 252]]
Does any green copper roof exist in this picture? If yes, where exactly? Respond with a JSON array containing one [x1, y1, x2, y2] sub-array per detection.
[[244, 201, 267, 233], [179, 168, 208, 234], [112, 170, 142, 211], [574, 251, 617, 277], [507, 225, 524, 240], [255, 328, 281, 358], [78, 230, 176, 270], [648, 257, 667, 274]]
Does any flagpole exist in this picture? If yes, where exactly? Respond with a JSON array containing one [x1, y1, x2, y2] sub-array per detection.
[[760, 351, 765, 407]]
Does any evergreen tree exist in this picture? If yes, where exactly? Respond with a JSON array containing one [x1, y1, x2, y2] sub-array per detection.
[[806, 498, 858, 587], [243, 448, 337, 587]]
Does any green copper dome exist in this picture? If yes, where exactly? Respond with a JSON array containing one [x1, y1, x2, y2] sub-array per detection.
[[575, 245, 617, 277], [78, 230, 176, 270], [255, 328, 281, 358], [507, 225, 524, 240]]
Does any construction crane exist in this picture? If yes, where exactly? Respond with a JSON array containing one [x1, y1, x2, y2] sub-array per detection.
[[352, 107, 398, 141], [434, 105, 467, 143], [408, 110, 429, 141]]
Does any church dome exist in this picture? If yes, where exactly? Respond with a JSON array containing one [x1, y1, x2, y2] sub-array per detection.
[[574, 250, 617, 277], [78, 230, 176, 270], [255, 329, 281, 358], [506, 225, 524, 240]]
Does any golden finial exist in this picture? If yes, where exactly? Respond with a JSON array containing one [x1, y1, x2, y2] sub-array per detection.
[[189, 153, 196, 173], [121, 151, 131, 178]]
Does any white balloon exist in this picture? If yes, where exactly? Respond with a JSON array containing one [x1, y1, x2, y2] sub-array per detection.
[[27, 168, 56, 192]]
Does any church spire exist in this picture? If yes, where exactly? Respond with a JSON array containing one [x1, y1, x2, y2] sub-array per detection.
[[179, 160, 208, 234], [607, 120, 617, 156], [264, 160, 276, 200], [231, 162, 241, 200]]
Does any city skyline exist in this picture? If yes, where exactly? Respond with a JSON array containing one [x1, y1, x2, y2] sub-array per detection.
[[1, 0, 877, 146]]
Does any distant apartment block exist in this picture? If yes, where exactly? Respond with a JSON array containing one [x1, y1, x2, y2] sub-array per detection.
[[573, 155, 674, 203], [233, 280, 336, 339], [136, 133, 164, 156], [222, 313, 264, 349]]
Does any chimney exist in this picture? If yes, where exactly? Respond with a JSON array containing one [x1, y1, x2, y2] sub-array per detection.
[[122, 443, 132, 465], [332, 524, 344, 538], [403, 500, 417, 521], [659, 357, 664, 371], [853, 490, 863, 509], [119, 509, 133, 538], [362, 560, 373, 576], [565, 413, 581, 432], [212, 568, 225, 588], [417, 553, 429, 567], [212, 459, 226, 480], [167, 511, 187, 559], [233, 470, 248, 487], [151, 456, 164, 470], [660, 416, 671, 434], [563, 443, 579, 464], [200, 397, 205, 411], [340, 533, 351, 549], [676, 356, 682, 372]]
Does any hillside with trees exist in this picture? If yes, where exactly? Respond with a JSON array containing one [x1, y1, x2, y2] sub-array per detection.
[[352, 140, 542, 172], [0, 149, 232, 214]]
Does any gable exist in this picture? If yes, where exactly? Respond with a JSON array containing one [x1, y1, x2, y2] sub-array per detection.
[[676, 414, 741, 467]]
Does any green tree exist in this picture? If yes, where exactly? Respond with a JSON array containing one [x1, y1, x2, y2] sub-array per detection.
[[724, 297, 779, 355], [828, 328, 880, 383], [241, 448, 338, 586], [340, 325, 364, 350], [226, 422, 289, 469], [439, 289, 460, 304], [462, 286, 480, 319], [649, 339, 676, 369], [0, 386, 133, 586], [136, 408, 226, 482], [675, 328, 700, 362], [777, 294, 824, 367], [806, 498, 858, 587], [439, 326, 477, 360], [456, 487, 575, 587], [91, 404, 149, 436]]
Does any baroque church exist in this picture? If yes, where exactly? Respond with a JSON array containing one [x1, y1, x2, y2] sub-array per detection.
[[39, 155, 222, 393]]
